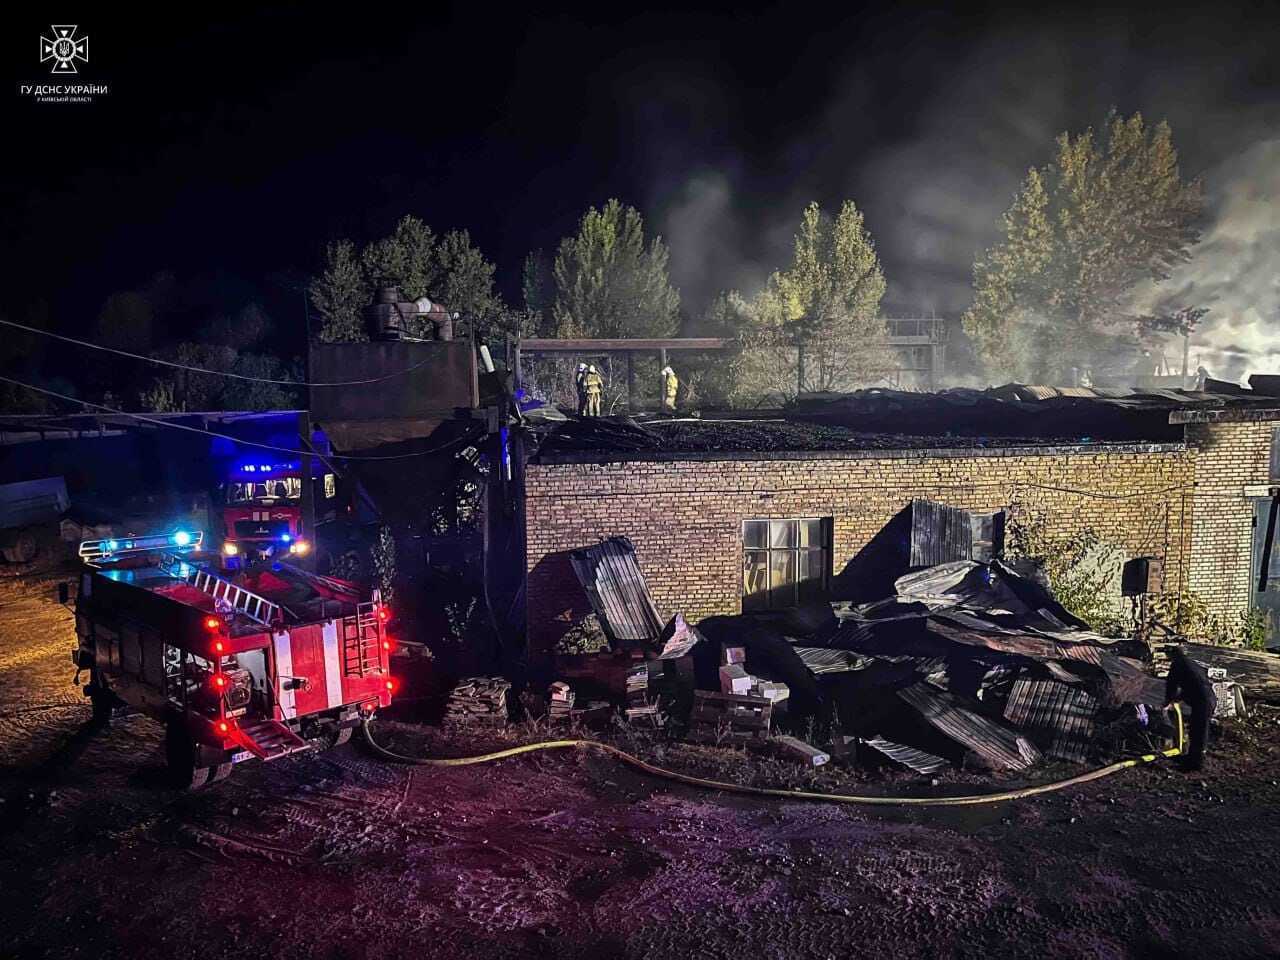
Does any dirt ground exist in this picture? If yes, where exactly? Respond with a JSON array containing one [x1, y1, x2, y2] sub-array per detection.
[[3, 573, 1280, 960]]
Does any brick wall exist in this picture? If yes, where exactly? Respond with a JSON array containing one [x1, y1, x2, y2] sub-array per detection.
[[1185, 421, 1275, 620], [524, 444, 1197, 655]]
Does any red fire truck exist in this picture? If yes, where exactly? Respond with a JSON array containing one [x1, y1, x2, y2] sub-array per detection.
[[215, 458, 337, 569], [71, 534, 394, 788]]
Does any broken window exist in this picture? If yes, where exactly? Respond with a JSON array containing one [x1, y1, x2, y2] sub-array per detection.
[[742, 518, 830, 611]]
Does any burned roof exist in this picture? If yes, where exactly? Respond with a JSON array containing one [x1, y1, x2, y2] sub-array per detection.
[[527, 382, 1280, 461]]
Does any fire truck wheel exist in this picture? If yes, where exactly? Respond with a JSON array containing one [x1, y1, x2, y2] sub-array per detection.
[[330, 726, 353, 747], [165, 719, 212, 790]]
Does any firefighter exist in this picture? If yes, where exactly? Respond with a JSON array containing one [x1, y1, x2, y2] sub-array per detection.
[[661, 365, 679, 414], [583, 364, 604, 417], [574, 362, 588, 416], [1164, 645, 1216, 771]]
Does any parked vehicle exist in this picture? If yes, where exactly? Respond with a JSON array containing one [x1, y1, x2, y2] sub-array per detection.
[[69, 532, 394, 787]]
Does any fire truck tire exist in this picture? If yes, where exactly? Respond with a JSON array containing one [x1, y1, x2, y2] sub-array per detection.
[[330, 726, 353, 747], [165, 719, 212, 790]]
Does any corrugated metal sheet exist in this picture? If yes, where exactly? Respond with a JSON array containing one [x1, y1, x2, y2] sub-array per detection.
[[792, 646, 871, 674], [865, 736, 949, 774], [898, 682, 1041, 771], [569, 537, 664, 642], [1003, 676, 1099, 763], [909, 499, 974, 567]]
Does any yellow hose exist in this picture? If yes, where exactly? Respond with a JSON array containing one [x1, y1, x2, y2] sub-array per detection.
[[361, 706, 1184, 808]]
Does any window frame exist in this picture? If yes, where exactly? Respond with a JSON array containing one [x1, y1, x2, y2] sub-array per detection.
[[741, 516, 832, 611]]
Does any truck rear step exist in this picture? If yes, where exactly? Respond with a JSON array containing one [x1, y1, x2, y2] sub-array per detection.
[[231, 719, 312, 761]]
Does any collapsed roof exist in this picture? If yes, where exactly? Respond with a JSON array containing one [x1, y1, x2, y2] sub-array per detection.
[[526, 383, 1280, 459]]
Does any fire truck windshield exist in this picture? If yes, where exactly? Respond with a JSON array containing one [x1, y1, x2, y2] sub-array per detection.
[[225, 478, 302, 503]]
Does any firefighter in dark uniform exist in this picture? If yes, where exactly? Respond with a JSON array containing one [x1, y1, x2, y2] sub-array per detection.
[[1164, 645, 1216, 771]]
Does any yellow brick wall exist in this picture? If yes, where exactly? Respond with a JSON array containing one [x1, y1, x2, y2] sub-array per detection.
[[524, 445, 1197, 654], [1185, 421, 1275, 622]]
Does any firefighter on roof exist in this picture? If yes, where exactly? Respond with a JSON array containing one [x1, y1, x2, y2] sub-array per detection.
[[574, 362, 588, 416], [661, 365, 678, 414], [583, 364, 604, 417]]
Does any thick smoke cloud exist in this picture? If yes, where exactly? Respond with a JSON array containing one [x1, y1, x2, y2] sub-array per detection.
[[1133, 140, 1280, 383], [641, 13, 1280, 379]]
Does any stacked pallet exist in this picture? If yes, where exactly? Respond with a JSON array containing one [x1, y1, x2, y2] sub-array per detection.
[[443, 677, 511, 726], [686, 690, 773, 745], [626, 661, 665, 726], [548, 681, 575, 721]]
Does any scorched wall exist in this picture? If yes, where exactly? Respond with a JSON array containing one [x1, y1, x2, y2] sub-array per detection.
[[524, 444, 1197, 656]]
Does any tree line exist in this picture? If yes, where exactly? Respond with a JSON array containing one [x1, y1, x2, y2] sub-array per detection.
[[0, 110, 1208, 416]]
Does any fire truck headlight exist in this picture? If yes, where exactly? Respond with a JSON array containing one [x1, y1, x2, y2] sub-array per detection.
[[172, 530, 192, 547], [223, 542, 239, 556], [289, 540, 310, 556]]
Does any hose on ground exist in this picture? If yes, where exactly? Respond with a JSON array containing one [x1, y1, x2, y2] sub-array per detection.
[[360, 706, 1184, 808]]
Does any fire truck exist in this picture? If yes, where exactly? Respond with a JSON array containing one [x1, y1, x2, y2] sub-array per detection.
[[71, 533, 394, 788], [214, 457, 341, 569]]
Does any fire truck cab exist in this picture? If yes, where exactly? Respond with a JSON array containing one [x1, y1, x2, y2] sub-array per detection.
[[216, 458, 339, 569], [72, 536, 394, 788]]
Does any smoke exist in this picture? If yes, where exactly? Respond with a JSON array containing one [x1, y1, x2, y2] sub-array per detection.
[[1132, 139, 1280, 383], [658, 171, 772, 309], [638, 11, 1280, 373]]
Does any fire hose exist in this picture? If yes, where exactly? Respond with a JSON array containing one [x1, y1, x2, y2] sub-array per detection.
[[360, 706, 1184, 808]]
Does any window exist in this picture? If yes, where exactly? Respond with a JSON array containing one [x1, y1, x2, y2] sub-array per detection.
[[743, 518, 830, 611], [323, 473, 337, 499], [225, 478, 302, 504]]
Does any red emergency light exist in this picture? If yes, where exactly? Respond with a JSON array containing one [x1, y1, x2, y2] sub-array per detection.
[[385, 678, 396, 694], [212, 673, 228, 690], [204, 616, 221, 631], [377, 607, 390, 623]]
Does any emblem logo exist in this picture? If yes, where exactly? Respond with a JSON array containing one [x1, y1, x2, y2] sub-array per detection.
[[39, 25, 89, 75]]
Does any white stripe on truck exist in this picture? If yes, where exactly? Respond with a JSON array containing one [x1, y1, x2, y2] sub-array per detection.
[[273, 631, 296, 720], [322, 621, 343, 708]]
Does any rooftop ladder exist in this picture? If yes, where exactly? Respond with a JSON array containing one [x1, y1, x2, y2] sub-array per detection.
[[159, 555, 282, 626]]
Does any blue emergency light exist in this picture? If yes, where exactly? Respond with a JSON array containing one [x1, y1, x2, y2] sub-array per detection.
[[172, 530, 193, 547]]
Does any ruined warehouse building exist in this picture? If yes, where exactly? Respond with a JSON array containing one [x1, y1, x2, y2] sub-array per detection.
[[520, 387, 1280, 657]]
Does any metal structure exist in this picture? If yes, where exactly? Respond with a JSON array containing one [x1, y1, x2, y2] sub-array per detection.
[[71, 536, 394, 788], [513, 337, 729, 409], [880, 318, 949, 389]]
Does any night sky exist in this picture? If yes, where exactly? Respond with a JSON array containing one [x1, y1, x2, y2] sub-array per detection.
[[4, 4, 1279, 364]]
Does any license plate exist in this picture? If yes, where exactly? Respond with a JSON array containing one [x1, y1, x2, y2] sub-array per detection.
[[230, 750, 253, 764]]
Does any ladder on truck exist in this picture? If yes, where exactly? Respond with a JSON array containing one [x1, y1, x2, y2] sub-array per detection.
[[159, 555, 282, 626], [341, 601, 381, 677]]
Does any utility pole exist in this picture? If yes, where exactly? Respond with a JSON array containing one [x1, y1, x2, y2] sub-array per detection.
[[298, 411, 316, 572]]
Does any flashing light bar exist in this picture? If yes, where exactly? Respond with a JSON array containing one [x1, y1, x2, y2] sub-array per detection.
[[236, 461, 300, 474], [79, 530, 204, 564]]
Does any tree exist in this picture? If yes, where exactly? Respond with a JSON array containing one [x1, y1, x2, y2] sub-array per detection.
[[770, 200, 888, 392], [361, 215, 438, 301], [963, 168, 1054, 379], [435, 229, 502, 340], [310, 240, 369, 342], [963, 112, 1203, 382], [522, 249, 552, 318], [95, 291, 155, 354], [551, 200, 680, 338]]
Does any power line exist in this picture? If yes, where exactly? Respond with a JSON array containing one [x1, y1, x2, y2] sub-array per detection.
[[0, 317, 440, 387], [0, 375, 482, 461]]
